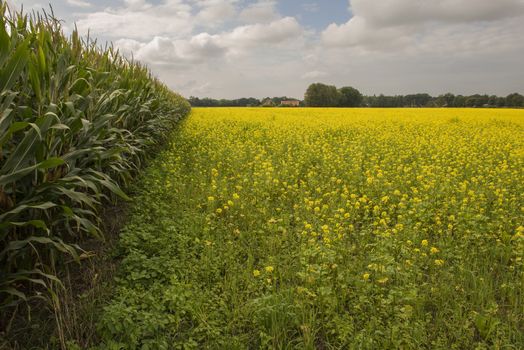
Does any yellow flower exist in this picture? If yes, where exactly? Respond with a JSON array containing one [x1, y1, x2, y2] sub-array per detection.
[[430, 247, 439, 254], [253, 269, 261, 277], [515, 226, 524, 239], [216, 208, 222, 214], [207, 196, 215, 201], [233, 193, 240, 199], [421, 239, 429, 247], [377, 277, 389, 284], [434, 259, 445, 266], [265, 266, 274, 273], [362, 273, 370, 280]]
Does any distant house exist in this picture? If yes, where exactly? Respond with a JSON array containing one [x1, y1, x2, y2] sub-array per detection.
[[280, 100, 300, 107]]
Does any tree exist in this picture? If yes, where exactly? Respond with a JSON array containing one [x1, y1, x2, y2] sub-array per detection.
[[465, 96, 478, 107], [465, 94, 488, 107], [403, 93, 432, 107], [506, 93, 524, 107], [488, 95, 498, 107], [304, 83, 340, 107], [338, 86, 363, 107], [496, 97, 506, 107], [188, 96, 201, 106], [453, 95, 466, 107], [442, 93, 455, 107]]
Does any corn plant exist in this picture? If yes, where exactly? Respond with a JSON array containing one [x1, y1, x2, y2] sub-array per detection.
[[0, 1, 190, 329]]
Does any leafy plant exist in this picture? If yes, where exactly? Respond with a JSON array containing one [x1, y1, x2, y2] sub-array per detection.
[[0, 1, 190, 338]]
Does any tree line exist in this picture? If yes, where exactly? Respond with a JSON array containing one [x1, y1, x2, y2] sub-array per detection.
[[188, 96, 262, 107], [304, 83, 524, 108], [188, 83, 524, 108], [188, 96, 303, 107], [363, 92, 524, 108]]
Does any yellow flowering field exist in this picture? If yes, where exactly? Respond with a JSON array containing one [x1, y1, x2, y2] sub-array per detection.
[[99, 108, 524, 349]]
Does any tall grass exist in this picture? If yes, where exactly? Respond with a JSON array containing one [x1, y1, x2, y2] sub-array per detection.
[[0, 1, 190, 338]]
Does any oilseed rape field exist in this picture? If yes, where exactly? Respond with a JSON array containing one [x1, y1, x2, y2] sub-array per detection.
[[98, 108, 524, 349]]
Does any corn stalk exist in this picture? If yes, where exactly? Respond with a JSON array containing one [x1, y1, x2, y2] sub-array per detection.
[[0, 1, 190, 332]]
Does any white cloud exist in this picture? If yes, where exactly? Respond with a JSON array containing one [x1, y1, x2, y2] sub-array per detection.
[[190, 82, 213, 95], [178, 33, 226, 60], [239, 0, 279, 23], [74, 1, 301, 50], [195, 0, 237, 27], [115, 35, 224, 65], [301, 70, 327, 79], [350, 0, 524, 27], [116, 37, 186, 66], [323, 0, 524, 52], [66, 0, 91, 8], [114, 16, 303, 65], [114, 38, 144, 58], [223, 17, 303, 48], [7, 0, 45, 12], [135, 36, 178, 64], [323, 16, 410, 50], [75, 0, 193, 40], [122, 0, 152, 11]]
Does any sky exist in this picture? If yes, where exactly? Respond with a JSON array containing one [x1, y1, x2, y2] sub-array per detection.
[[6, 0, 524, 99]]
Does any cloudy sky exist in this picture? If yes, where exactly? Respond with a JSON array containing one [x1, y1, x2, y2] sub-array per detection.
[[7, 0, 524, 99]]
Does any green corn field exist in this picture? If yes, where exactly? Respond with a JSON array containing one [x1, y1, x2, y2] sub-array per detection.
[[0, 1, 190, 335]]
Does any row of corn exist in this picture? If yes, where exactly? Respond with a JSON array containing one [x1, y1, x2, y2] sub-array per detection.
[[0, 2, 190, 322]]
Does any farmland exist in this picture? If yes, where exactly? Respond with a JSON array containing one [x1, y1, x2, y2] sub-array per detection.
[[98, 108, 524, 349]]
